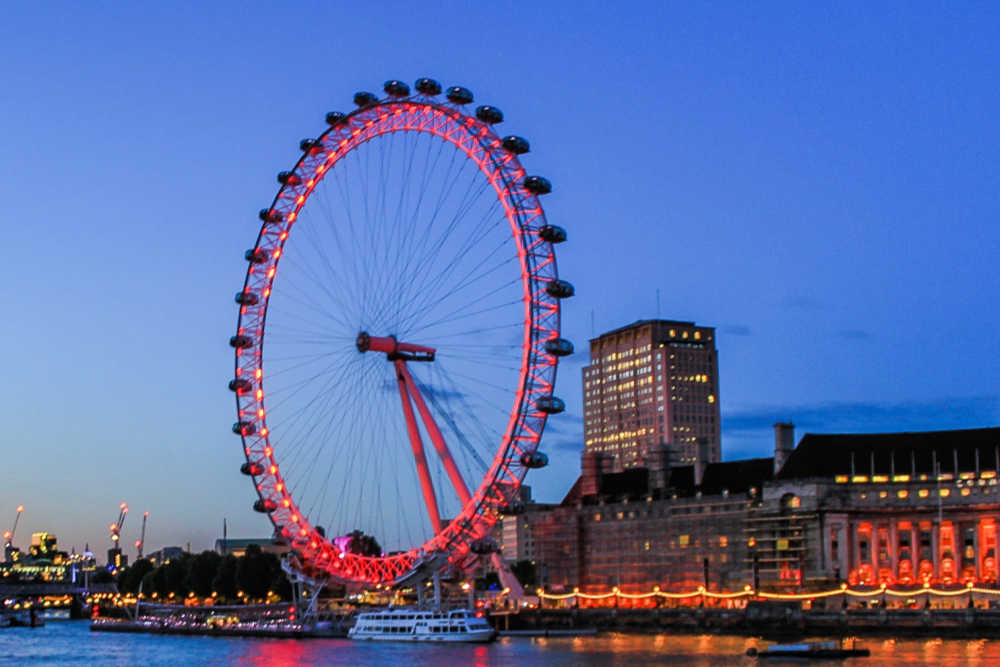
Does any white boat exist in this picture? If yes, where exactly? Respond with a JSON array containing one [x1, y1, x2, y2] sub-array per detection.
[[348, 608, 496, 643]]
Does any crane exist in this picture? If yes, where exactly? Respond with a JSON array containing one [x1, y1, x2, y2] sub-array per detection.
[[109, 502, 128, 546], [3, 505, 23, 562], [107, 502, 128, 572], [134, 511, 148, 560]]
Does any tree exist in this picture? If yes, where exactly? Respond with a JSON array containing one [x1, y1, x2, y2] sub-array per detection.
[[263, 552, 291, 600], [212, 555, 239, 601], [162, 555, 191, 597], [118, 558, 153, 594], [347, 530, 382, 557], [187, 550, 222, 598], [236, 544, 271, 600]]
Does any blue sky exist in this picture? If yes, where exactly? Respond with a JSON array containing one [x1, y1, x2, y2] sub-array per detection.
[[1, 2, 998, 554]]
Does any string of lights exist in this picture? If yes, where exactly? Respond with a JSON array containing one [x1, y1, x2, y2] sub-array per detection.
[[534, 580, 1000, 602]]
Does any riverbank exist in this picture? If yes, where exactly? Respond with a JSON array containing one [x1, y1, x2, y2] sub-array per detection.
[[496, 604, 1000, 638]]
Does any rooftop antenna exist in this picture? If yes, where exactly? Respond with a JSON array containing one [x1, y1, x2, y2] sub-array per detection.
[[656, 288, 661, 319]]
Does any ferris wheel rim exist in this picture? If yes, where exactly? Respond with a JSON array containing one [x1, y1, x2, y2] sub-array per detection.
[[231, 86, 564, 585]]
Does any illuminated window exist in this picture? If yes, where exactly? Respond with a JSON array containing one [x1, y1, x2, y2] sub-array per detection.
[[719, 536, 728, 548], [679, 534, 689, 547], [897, 490, 909, 499], [835, 475, 849, 483], [707, 395, 715, 404], [940, 488, 951, 498], [918, 489, 929, 498], [879, 491, 888, 499], [694, 331, 701, 340], [961, 488, 971, 496]]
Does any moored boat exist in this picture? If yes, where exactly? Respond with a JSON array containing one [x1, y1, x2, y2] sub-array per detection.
[[747, 640, 870, 659], [348, 607, 495, 643]]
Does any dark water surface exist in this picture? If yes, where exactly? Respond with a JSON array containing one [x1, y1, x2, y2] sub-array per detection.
[[3, 622, 1000, 665]]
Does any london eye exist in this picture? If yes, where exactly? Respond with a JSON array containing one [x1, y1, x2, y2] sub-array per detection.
[[230, 78, 573, 586]]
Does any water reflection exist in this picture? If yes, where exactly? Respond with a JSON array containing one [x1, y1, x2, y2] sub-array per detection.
[[7, 623, 1000, 666]]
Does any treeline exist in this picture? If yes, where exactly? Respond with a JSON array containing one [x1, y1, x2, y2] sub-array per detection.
[[117, 545, 291, 602]]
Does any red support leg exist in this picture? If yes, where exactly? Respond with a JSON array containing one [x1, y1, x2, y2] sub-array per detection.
[[394, 359, 442, 534], [398, 362, 472, 508]]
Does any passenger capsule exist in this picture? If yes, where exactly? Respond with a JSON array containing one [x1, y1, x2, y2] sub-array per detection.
[[299, 138, 323, 154], [475, 105, 503, 124], [228, 378, 253, 394], [229, 334, 253, 349], [325, 111, 348, 126], [501, 135, 530, 154], [353, 91, 378, 107], [538, 225, 567, 243], [536, 395, 566, 414], [277, 171, 302, 186], [233, 421, 256, 436], [383, 80, 410, 97], [240, 461, 265, 476], [545, 279, 575, 299], [253, 498, 278, 513], [544, 337, 574, 357], [446, 86, 473, 104], [235, 291, 259, 306], [524, 175, 552, 195], [415, 77, 442, 95], [258, 208, 284, 223], [469, 538, 499, 555], [245, 248, 269, 264], [520, 451, 549, 469]]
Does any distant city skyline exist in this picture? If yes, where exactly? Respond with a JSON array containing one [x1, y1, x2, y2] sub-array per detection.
[[2, 3, 998, 553]]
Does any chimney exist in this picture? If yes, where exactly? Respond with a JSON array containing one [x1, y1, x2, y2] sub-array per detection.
[[773, 422, 795, 474], [581, 451, 607, 497]]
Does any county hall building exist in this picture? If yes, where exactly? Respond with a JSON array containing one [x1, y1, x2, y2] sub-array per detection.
[[502, 319, 1000, 593]]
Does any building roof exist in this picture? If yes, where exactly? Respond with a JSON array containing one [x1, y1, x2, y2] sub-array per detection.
[[700, 458, 775, 495], [777, 427, 1000, 479], [589, 318, 696, 343]]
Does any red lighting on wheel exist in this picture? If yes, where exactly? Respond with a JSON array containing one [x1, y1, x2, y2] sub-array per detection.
[[231, 84, 565, 587]]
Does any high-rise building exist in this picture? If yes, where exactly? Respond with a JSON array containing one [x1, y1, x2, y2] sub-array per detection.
[[582, 319, 721, 475]]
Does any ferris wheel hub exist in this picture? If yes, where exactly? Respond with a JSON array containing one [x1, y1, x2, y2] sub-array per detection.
[[356, 331, 436, 362]]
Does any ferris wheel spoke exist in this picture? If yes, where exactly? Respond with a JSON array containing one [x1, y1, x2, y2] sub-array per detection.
[[394, 204, 509, 332], [294, 362, 387, 523], [279, 362, 387, 504], [391, 158, 496, 322], [282, 220, 365, 329]]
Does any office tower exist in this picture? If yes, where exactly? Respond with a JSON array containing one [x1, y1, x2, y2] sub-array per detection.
[[582, 319, 720, 474]]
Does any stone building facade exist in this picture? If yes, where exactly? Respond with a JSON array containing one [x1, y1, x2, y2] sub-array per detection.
[[505, 426, 1000, 592]]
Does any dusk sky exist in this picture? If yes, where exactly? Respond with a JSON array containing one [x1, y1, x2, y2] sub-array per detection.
[[2, 3, 998, 556]]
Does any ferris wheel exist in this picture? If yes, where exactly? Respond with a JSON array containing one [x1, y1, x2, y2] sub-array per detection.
[[230, 78, 573, 586]]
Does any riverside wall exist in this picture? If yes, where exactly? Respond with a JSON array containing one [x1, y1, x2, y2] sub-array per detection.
[[492, 604, 1000, 638]]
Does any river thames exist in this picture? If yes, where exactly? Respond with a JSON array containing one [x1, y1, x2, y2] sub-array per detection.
[[4, 623, 1000, 665]]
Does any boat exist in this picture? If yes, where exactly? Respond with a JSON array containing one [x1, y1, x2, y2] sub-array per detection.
[[348, 608, 496, 642], [747, 641, 870, 659]]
